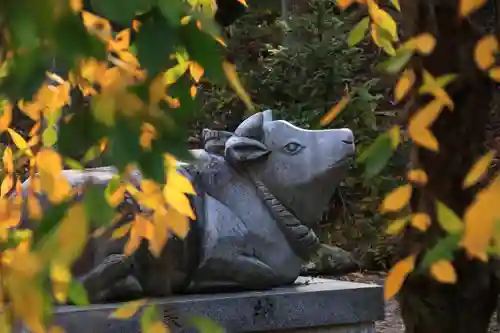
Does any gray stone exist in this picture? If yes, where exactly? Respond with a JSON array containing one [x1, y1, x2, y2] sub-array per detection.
[[301, 245, 360, 276], [27, 278, 383, 333], [19, 109, 356, 302]]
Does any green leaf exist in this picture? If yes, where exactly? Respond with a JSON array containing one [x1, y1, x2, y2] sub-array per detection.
[[108, 115, 142, 172], [436, 201, 464, 234], [420, 233, 461, 270], [135, 12, 178, 78], [348, 17, 370, 47], [53, 14, 107, 67], [90, 0, 155, 25], [82, 143, 104, 164], [157, 0, 187, 26], [180, 22, 224, 83], [376, 49, 413, 75], [83, 183, 115, 228], [357, 132, 394, 178], [33, 200, 73, 247], [68, 279, 90, 306], [390, 0, 401, 11], [42, 127, 58, 148], [140, 305, 159, 332], [64, 158, 85, 170], [187, 315, 226, 333], [138, 149, 166, 184], [0, 50, 49, 101], [57, 106, 108, 162]]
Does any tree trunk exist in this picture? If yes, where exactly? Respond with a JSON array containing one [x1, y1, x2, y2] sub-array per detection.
[[397, 1, 500, 332]]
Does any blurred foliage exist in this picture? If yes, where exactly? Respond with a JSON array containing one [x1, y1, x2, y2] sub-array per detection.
[[0, 0, 251, 331]]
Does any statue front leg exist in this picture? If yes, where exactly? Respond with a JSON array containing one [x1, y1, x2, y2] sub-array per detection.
[[189, 252, 295, 293], [78, 254, 143, 303]]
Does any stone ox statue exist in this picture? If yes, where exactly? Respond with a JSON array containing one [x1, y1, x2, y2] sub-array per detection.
[[20, 110, 355, 303]]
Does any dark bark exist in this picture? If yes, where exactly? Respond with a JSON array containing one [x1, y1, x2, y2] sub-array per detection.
[[397, 1, 500, 332]]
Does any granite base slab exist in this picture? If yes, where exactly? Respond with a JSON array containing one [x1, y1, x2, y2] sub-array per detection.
[[20, 277, 384, 333]]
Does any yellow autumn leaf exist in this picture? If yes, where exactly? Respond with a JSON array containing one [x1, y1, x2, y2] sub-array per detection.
[[463, 151, 494, 188], [81, 11, 112, 41], [390, 0, 400, 11], [150, 208, 169, 257], [407, 169, 428, 185], [7, 128, 33, 157], [461, 174, 500, 261], [474, 35, 498, 70], [139, 180, 164, 210], [50, 261, 72, 303], [380, 184, 412, 213], [460, 0, 487, 17], [36, 149, 69, 202], [411, 213, 431, 231], [3, 147, 13, 173], [109, 29, 130, 52], [369, 6, 398, 42], [48, 326, 66, 333], [1, 174, 14, 197], [388, 125, 400, 149], [401, 33, 436, 55], [70, 0, 83, 12], [384, 255, 415, 300], [145, 321, 170, 333], [27, 194, 43, 220], [166, 207, 189, 238], [109, 299, 147, 319], [125, 215, 154, 255], [413, 33, 436, 55], [411, 99, 446, 126], [140, 123, 157, 150], [419, 71, 454, 109], [386, 218, 408, 235], [430, 260, 457, 284], [320, 95, 350, 126], [223, 61, 255, 112], [489, 67, 500, 81], [408, 126, 439, 152], [112, 222, 132, 239], [370, 23, 396, 56], [337, 0, 356, 9], [57, 203, 89, 266], [165, 163, 196, 195], [435, 200, 464, 234], [0, 311, 11, 333], [0, 102, 12, 132], [7, 278, 45, 333], [394, 69, 415, 102], [189, 62, 204, 83], [408, 99, 444, 152], [163, 186, 195, 220], [107, 185, 126, 207], [190, 85, 198, 98]]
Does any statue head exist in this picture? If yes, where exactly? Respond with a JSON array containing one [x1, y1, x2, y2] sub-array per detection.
[[223, 110, 355, 227]]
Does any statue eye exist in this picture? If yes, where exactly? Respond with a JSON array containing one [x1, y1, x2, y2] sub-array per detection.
[[283, 142, 304, 154]]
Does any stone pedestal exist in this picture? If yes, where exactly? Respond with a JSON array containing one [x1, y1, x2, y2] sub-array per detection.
[[18, 277, 384, 333]]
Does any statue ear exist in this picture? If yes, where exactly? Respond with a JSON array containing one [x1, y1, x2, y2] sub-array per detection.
[[224, 136, 270, 163], [202, 129, 233, 155]]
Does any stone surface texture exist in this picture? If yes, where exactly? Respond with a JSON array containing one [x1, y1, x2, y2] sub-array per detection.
[[266, 323, 375, 333], [38, 278, 383, 333]]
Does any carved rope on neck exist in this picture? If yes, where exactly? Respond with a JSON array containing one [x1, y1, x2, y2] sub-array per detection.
[[251, 177, 321, 261]]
